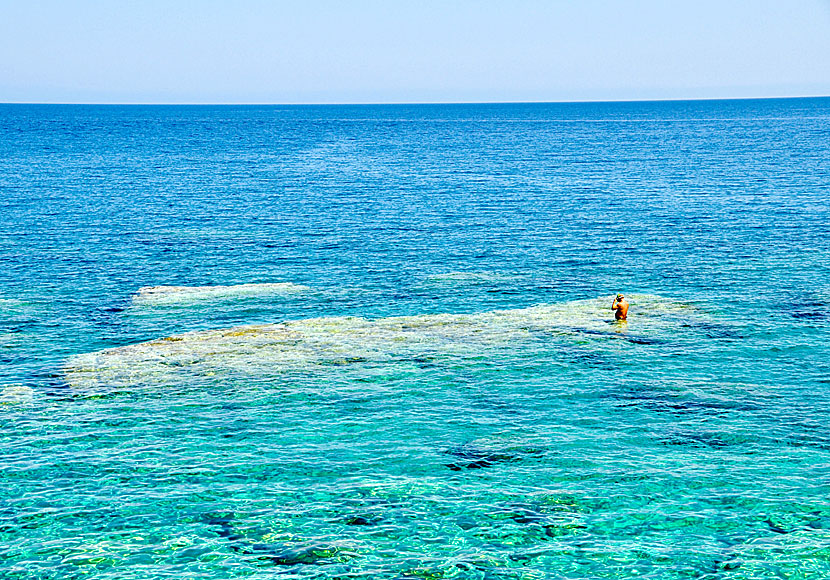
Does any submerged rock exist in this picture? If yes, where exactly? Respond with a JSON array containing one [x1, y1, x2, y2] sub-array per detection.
[[0, 385, 34, 405], [65, 295, 702, 393], [344, 514, 382, 526], [132, 282, 310, 306], [204, 513, 356, 566], [444, 443, 545, 471], [659, 430, 760, 449], [423, 271, 521, 285]]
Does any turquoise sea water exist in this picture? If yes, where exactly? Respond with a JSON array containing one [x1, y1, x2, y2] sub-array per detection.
[[1, 99, 829, 578]]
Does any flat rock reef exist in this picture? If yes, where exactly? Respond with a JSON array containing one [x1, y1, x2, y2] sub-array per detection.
[[65, 295, 696, 394]]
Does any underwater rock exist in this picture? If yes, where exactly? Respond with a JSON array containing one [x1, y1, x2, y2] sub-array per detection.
[[761, 511, 830, 535], [0, 384, 34, 405], [424, 271, 518, 284], [658, 430, 761, 449], [205, 515, 243, 542], [65, 295, 703, 392], [786, 298, 829, 321], [625, 336, 665, 345], [132, 282, 310, 305], [576, 327, 669, 345], [443, 443, 545, 471], [790, 310, 828, 320], [253, 544, 348, 566], [764, 518, 790, 534], [680, 321, 744, 339], [611, 388, 763, 417], [660, 433, 729, 448], [490, 501, 587, 540], [344, 515, 381, 526], [204, 513, 355, 566], [805, 512, 830, 530]]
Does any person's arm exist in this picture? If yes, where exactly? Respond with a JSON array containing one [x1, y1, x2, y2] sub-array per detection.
[[611, 299, 619, 310]]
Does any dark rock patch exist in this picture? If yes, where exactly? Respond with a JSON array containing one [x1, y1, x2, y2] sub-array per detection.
[[764, 518, 790, 534], [786, 299, 828, 321], [204, 513, 351, 566], [576, 328, 669, 345], [344, 514, 381, 526], [626, 336, 664, 345], [491, 502, 586, 538], [554, 345, 613, 368], [444, 443, 545, 471], [680, 321, 744, 339], [611, 388, 762, 417], [320, 356, 369, 366], [659, 431, 731, 449]]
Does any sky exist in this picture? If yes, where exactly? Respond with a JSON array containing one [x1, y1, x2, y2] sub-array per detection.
[[1, 0, 830, 104]]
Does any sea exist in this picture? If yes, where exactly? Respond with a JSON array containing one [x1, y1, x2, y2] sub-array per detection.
[[1, 99, 829, 579]]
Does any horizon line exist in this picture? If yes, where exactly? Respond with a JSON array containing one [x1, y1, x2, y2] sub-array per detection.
[[2, 94, 829, 107]]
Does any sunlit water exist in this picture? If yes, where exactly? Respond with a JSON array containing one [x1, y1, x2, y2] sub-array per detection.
[[1, 100, 829, 579]]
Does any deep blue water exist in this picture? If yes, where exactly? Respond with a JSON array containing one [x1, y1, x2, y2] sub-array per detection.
[[1, 99, 829, 578]]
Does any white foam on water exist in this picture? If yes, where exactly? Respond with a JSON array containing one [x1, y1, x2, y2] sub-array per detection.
[[64, 295, 699, 392], [131, 283, 311, 306]]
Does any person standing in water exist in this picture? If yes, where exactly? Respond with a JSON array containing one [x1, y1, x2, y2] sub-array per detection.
[[611, 294, 629, 320]]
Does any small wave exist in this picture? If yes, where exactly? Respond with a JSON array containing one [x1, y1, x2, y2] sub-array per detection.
[[65, 295, 699, 393], [131, 283, 311, 305]]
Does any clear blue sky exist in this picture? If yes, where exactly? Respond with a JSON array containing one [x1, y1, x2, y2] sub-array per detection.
[[2, 0, 830, 104]]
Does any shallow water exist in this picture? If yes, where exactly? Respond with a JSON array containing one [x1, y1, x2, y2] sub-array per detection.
[[1, 100, 830, 578]]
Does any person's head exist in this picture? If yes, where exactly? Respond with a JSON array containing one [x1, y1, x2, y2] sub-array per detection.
[[616, 294, 624, 301]]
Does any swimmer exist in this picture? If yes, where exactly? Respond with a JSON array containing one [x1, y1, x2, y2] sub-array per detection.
[[611, 294, 629, 320]]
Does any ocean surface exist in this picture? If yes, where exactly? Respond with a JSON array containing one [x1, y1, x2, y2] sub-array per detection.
[[1, 99, 829, 579]]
